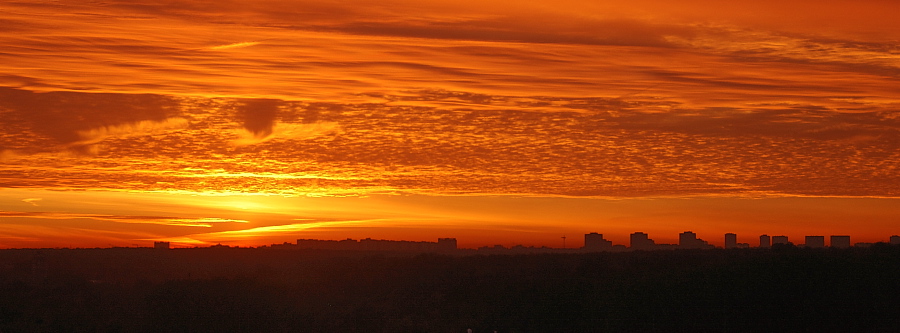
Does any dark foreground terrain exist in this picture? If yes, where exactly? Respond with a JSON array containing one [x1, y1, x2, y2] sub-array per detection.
[[2, 244, 899, 332]]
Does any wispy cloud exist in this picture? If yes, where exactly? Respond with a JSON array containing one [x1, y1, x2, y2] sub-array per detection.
[[159, 219, 377, 245], [21, 198, 42, 206], [0, 211, 247, 227], [208, 41, 261, 50], [73, 117, 189, 146], [231, 121, 340, 146]]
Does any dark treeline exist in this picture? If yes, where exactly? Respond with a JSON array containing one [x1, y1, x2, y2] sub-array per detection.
[[2, 244, 900, 332]]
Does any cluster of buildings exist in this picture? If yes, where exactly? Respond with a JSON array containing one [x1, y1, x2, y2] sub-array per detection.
[[154, 233, 900, 253], [584, 232, 900, 252], [584, 231, 715, 252], [291, 237, 458, 252]]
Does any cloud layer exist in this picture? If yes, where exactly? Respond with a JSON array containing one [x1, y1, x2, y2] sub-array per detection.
[[0, 0, 898, 198]]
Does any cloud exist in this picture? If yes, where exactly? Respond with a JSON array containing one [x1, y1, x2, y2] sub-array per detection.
[[231, 121, 339, 146], [0, 149, 20, 161], [159, 219, 377, 245], [663, 27, 900, 80], [329, 17, 686, 47], [237, 99, 280, 137], [90, 0, 900, 46], [22, 198, 42, 206], [0, 87, 180, 148], [0, 211, 247, 227], [2, 1, 899, 200], [73, 117, 189, 146], [208, 41, 261, 50]]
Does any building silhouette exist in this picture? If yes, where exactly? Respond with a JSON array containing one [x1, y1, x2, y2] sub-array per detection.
[[296, 238, 457, 252], [583, 233, 613, 252], [830, 235, 851, 248], [154, 241, 170, 250], [630, 232, 655, 250], [725, 233, 737, 249], [772, 235, 789, 245], [759, 234, 771, 248], [279, 231, 895, 253], [804, 236, 825, 248], [679, 231, 713, 249], [437, 238, 458, 251]]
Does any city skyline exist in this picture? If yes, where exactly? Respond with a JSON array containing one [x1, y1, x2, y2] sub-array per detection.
[[19, 231, 900, 251], [286, 232, 900, 251], [5, 236, 900, 331], [1, 0, 899, 248]]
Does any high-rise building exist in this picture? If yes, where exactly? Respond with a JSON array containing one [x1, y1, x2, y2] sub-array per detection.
[[679, 231, 697, 248], [630, 232, 655, 250], [772, 235, 789, 245], [584, 233, 613, 251], [805, 236, 825, 248], [830, 235, 851, 248], [679, 231, 712, 249], [759, 234, 771, 248], [891, 235, 900, 245], [725, 233, 737, 249], [437, 238, 458, 251], [154, 241, 170, 250]]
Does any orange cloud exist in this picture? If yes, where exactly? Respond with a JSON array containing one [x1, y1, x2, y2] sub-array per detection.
[[231, 121, 340, 146], [21, 198, 42, 206], [160, 219, 377, 246], [208, 41, 262, 50], [73, 117, 189, 146], [0, 211, 247, 227]]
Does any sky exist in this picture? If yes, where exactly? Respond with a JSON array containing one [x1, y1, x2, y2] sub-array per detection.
[[1, 0, 898, 249]]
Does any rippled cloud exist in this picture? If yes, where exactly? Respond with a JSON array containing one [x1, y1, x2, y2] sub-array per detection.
[[0, 0, 898, 200]]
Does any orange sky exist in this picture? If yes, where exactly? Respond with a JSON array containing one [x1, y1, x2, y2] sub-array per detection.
[[1, 0, 898, 248]]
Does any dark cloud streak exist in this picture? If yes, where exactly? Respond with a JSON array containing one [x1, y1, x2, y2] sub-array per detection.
[[237, 99, 280, 138], [0, 87, 179, 154]]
